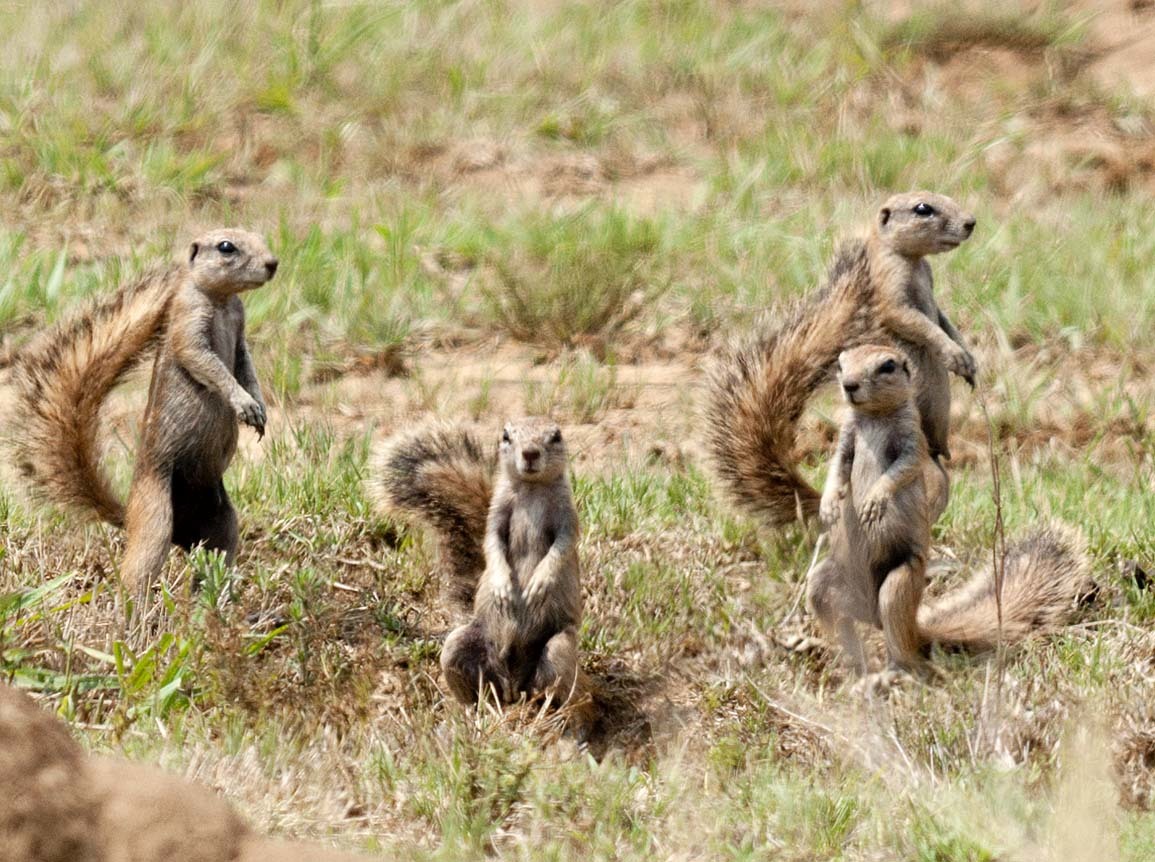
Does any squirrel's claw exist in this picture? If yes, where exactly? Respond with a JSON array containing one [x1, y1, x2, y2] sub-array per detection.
[[859, 492, 888, 526]]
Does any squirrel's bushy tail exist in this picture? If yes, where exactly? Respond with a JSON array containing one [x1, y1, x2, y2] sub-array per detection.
[[367, 423, 496, 611], [9, 269, 176, 528], [705, 242, 884, 527], [918, 523, 1093, 652]]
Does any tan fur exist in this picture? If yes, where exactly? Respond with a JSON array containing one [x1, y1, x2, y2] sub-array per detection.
[[808, 346, 1092, 676], [11, 269, 178, 527], [11, 229, 278, 594], [0, 685, 377, 861], [918, 523, 1094, 651], [440, 418, 583, 706], [706, 191, 976, 528]]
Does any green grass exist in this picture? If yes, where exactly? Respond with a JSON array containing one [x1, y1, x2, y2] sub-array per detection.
[[2, 0, 1155, 859]]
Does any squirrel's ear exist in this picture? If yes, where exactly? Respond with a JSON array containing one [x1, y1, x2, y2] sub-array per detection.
[[189, 242, 199, 263], [879, 208, 891, 227]]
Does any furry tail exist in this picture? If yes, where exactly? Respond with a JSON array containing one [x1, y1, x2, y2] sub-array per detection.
[[9, 269, 176, 528], [918, 524, 1094, 652], [705, 241, 884, 527], [367, 423, 496, 611]]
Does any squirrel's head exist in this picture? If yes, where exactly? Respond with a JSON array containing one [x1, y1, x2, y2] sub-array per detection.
[[875, 191, 975, 256], [499, 418, 567, 483], [837, 345, 914, 414], [187, 229, 279, 295]]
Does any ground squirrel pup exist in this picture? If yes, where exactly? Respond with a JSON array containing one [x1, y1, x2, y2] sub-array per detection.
[[807, 346, 1092, 679], [369, 419, 582, 705], [706, 191, 977, 528], [10, 229, 277, 594]]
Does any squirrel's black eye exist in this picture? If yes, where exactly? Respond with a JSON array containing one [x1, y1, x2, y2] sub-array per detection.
[[878, 359, 897, 374], [216, 240, 237, 254], [913, 203, 935, 217], [549, 429, 562, 444], [501, 429, 511, 444]]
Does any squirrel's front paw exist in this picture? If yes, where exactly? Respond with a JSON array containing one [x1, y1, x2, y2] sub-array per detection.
[[233, 394, 267, 437], [489, 574, 516, 614], [859, 490, 889, 525], [819, 492, 843, 528], [522, 575, 550, 609], [947, 348, 977, 387]]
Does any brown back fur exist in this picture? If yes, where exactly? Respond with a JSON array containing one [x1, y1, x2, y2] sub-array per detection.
[[88, 757, 250, 862], [0, 685, 380, 861]]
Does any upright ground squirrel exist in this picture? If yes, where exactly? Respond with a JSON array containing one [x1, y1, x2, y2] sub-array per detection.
[[370, 418, 583, 706], [808, 345, 1092, 681], [10, 229, 277, 594]]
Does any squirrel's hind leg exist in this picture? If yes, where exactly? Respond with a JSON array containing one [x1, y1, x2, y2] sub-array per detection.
[[807, 558, 870, 675], [442, 620, 506, 705], [530, 626, 580, 704], [878, 558, 929, 673], [170, 475, 239, 563], [121, 469, 175, 594]]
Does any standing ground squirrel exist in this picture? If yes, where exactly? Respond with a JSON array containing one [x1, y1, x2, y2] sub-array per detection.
[[370, 418, 583, 706], [807, 346, 1093, 681], [9, 229, 277, 594], [706, 191, 977, 529]]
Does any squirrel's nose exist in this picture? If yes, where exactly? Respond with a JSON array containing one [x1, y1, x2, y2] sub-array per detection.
[[265, 259, 279, 277], [522, 449, 541, 464], [842, 382, 860, 394], [962, 218, 976, 236]]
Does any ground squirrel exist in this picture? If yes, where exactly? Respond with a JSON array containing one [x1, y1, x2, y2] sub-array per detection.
[[370, 418, 583, 705], [706, 191, 977, 528], [807, 346, 1092, 679], [10, 229, 277, 594]]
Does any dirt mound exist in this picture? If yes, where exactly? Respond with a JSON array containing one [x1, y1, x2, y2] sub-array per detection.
[[0, 686, 376, 862], [0, 686, 103, 862], [88, 757, 249, 862]]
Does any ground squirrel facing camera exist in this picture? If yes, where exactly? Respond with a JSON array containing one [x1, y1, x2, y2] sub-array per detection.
[[10, 229, 276, 594], [807, 345, 1092, 680], [370, 418, 582, 705], [706, 191, 977, 529]]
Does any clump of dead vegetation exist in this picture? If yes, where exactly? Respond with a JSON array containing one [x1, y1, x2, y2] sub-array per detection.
[[882, 4, 1091, 71], [477, 208, 672, 352]]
